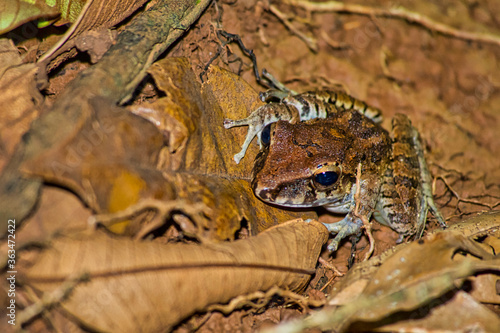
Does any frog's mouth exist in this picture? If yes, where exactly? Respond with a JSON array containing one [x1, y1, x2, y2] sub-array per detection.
[[253, 179, 346, 208]]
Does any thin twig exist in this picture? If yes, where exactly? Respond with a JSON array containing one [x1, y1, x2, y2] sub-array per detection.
[[353, 163, 375, 260], [268, 4, 318, 52], [318, 257, 345, 292], [318, 257, 345, 277], [206, 286, 326, 314], [436, 176, 500, 211], [285, 0, 500, 47], [320, 30, 349, 50]]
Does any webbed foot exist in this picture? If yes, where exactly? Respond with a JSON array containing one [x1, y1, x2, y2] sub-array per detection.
[[322, 215, 363, 251]]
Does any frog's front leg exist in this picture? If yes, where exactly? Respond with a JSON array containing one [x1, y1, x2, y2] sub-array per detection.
[[323, 173, 380, 251]]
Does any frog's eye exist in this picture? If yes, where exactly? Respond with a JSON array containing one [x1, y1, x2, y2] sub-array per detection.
[[261, 124, 272, 146], [313, 164, 341, 187], [314, 171, 339, 186]]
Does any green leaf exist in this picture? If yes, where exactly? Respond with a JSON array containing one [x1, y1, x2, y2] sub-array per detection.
[[0, 0, 60, 35]]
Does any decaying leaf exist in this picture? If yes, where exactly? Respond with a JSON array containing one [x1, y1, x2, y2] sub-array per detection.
[[20, 219, 328, 332], [446, 210, 500, 238], [0, 39, 43, 173], [0, 1, 211, 237], [19, 97, 173, 230], [375, 290, 500, 332], [130, 58, 201, 154]]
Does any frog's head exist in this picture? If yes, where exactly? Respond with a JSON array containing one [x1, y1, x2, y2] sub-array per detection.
[[251, 119, 357, 208]]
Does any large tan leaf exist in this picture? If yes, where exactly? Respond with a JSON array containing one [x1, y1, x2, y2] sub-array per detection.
[[22, 220, 328, 332], [0, 0, 211, 237], [0, 39, 42, 173]]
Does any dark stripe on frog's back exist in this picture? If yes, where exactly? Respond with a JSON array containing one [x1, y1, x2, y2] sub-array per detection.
[[295, 95, 311, 118]]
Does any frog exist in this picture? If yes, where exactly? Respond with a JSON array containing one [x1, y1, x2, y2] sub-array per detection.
[[224, 89, 446, 251]]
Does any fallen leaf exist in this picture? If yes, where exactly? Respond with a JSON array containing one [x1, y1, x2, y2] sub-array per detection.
[[0, 0, 215, 238], [0, 39, 43, 173], [375, 291, 500, 332], [21, 219, 328, 332], [22, 96, 168, 213]]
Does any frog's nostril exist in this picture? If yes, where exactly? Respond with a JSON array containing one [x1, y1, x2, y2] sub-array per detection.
[[256, 188, 270, 199]]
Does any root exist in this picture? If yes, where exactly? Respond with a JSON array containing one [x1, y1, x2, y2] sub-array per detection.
[[284, 0, 500, 47]]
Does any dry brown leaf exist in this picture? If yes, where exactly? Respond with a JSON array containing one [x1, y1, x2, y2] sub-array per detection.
[[130, 57, 202, 156], [7, 186, 92, 245], [21, 219, 328, 332], [360, 232, 494, 299], [0, 1, 211, 238], [446, 210, 500, 238], [375, 291, 500, 332], [0, 39, 43, 173], [200, 65, 265, 178], [329, 211, 500, 306]]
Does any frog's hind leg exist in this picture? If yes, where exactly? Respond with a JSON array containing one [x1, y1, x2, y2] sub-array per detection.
[[408, 116, 447, 235], [375, 114, 446, 240], [223, 103, 300, 163]]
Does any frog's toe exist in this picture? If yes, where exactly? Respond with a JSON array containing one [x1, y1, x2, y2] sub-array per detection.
[[224, 118, 246, 128], [233, 151, 245, 164], [322, 216, 363, 251], [327, 239, 340, 252], [322, 217, 353, 233]]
